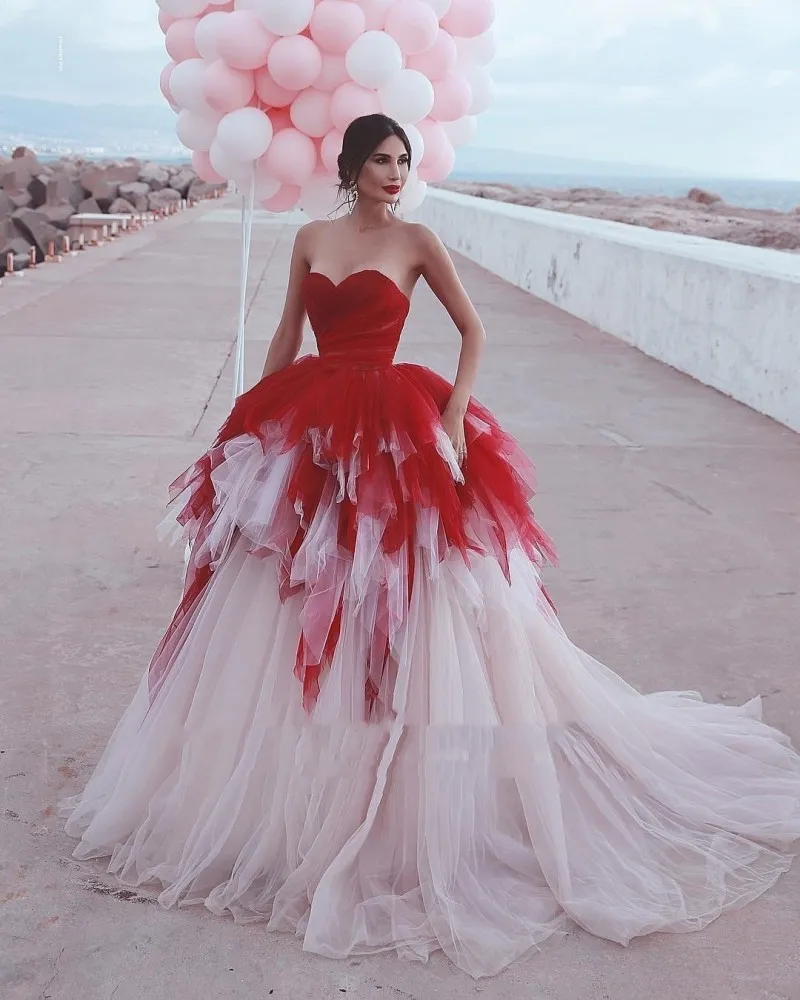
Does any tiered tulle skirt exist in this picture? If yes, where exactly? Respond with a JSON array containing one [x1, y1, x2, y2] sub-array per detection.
[[60, 358, 800, 978]]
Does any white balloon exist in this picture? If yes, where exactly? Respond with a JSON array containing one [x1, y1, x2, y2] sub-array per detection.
[[209, 138, 253, 181], [217, 107, 274, 161], [299, 172, 345, 221], [422, 0, 452, 15], [169, 58, 212, 114], [250, 0, 314, 36], [157, 0, 206, 16], [456, 30, 496, 67], [464, 64, 494, 114], [399, 168, 427, 213], [194, 11, 229, 63], [401, 122, 425, 167], [379, 69, 434, 124], [176, 108, 220, 151], [345, 31, 403, 90], [442, 114, 477, 147]]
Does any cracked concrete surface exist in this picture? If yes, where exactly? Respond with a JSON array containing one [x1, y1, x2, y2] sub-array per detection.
[[1, 199, 799, 1000]]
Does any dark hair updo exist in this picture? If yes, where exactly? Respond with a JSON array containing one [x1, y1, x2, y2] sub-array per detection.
[[337, 114, 412, 211]]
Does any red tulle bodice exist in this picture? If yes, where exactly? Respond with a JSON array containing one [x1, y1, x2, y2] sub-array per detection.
[[303, 270, 410, 368], [149, 268, 556, 717]]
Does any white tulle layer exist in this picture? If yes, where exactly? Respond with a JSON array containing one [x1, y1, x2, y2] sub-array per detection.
[[153, 431, 548, 716], [60, 533, 800, 978]]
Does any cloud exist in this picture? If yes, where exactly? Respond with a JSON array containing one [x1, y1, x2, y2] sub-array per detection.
[[0, 0, 797, 177], [485, 0, 800, 177]]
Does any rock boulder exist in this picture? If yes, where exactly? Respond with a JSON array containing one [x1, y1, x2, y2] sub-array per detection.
[[147, 187, 182, 211], [168, 168, 195, 196], [109, 197, 137, 215], [1, 236, 33, 275], [139, 163, 171, 190], [0, 151, 225, 265], [12, 208, 63, 261]]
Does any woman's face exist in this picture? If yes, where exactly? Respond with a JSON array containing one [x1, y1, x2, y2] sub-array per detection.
[[356, 135, 411, 206]]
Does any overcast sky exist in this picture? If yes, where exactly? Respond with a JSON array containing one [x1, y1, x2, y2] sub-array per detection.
[[0, 0, 798, 178]]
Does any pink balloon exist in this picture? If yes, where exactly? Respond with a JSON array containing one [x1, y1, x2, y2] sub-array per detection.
[[406, 29, 457, 80], [417, 118, 450, 170], [431, 71, 472, 122], [330, 81, 381, 133], [310, 1, 366, 54], [290, 90, 334, 138], [158, 10, 177, 33], [268, 107, 294, 131], [261, 185, 301, 212], [320, 128, 344, 173], [262, 128, 317, 184], [192, 149, 227, 183], [194, 11, 230, 62], [441, 0, 495, 39], [254, 67, 298, 108], [165, 18, 201, 62], [254, 156, 281, 200], [215, 10, 276, 70], [315, 53, 350, 93], [268, 35, 322, 90], [361, 0, 392, 30], [160, 61, 178, 104], [384, 0, 439, 55], [418, 138, 455, 182], [202, 59, 255, 113], [443, 113, 477, 147]]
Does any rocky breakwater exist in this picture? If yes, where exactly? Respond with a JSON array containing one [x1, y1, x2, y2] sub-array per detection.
[[0, 147, 227, 275], [440, 182, 800, 252]]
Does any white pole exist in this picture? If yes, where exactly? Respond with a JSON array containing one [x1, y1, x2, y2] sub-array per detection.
[[232, 169, 256, 407]]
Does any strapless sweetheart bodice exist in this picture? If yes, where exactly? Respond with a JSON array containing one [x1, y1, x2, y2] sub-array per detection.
[[302, 270, 410, 367]]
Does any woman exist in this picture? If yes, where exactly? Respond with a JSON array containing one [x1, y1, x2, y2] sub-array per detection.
[[61, 114, 800, 979]]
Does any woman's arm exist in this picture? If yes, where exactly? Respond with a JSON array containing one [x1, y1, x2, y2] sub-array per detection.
[[261, 224, 313, 379], [415, 224, 486, 461]]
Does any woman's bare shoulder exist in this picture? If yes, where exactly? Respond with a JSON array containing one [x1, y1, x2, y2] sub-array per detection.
[[402, 221, 449, 266], [293, 218, 335, 259], [295, 219, 329, 243], [401, 220, 441, 247]]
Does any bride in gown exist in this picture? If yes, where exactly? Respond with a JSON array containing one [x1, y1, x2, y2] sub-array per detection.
[[60, 114, 800, 979]]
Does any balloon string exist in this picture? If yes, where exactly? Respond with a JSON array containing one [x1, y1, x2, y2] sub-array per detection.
[[232, 168, 256, 407]]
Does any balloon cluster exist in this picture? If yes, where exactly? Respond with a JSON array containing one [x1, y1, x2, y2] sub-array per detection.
[[158, 0, 496, 217]]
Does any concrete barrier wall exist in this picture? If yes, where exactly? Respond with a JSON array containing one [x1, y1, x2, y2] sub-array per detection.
[[414, 189, 800, 433]]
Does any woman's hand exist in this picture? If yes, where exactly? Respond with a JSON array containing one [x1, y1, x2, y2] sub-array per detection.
[[441, 402, 467, 466]]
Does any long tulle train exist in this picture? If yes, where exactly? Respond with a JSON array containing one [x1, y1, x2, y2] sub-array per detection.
[[60, 532, 800, 977]]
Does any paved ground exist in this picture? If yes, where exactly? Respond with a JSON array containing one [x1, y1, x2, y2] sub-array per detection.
[[1, 198, 799, 1000]]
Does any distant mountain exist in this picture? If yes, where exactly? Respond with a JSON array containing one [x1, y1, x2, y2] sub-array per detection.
[[0, 94, 181, 157], [2, 93, 778, 192], [2, 94, 696, 175]]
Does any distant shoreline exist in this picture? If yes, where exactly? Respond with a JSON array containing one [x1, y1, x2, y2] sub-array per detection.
[[439, 180, 800, 252], [448, 171, 800, 213]]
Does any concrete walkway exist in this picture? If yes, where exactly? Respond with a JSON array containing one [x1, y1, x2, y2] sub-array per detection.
[[1, 198, 798, 1000]]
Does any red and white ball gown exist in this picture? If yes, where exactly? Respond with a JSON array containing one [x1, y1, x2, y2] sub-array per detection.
[[61, 269, 800, 978]]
